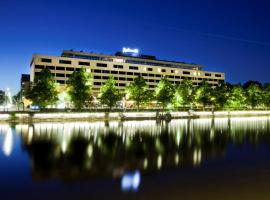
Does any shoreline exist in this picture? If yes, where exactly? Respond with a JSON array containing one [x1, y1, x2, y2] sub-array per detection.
[[0, 110, 270, 123]]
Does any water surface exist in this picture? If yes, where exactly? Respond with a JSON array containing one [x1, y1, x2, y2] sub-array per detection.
[[1, 117, 270, 200]]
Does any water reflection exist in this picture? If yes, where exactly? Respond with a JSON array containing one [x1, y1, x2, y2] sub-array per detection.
[[2, 117, 270, 183], [121, 170, 141, 192], [1, 127, 13, 157]]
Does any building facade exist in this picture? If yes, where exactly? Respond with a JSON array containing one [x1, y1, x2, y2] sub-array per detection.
[[30, 49, 225, 96]]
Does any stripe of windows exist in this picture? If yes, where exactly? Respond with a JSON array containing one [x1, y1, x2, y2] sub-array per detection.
[[38, 60, 221, 78], [40, 58, 90, 66], [63, 53, 198, 69]]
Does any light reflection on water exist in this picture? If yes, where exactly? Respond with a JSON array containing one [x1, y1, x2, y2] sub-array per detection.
[[1, 116, 270, 198]]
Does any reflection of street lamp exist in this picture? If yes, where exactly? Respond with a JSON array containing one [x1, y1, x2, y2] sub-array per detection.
[[3, 128, 13, 157]]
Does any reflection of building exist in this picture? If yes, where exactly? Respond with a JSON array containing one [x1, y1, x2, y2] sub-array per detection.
[[14, 118, 234, 181], [9, 117, 270, 182], [28, 48, 225, 96]]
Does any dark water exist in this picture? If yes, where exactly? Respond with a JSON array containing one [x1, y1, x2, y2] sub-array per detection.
[[1, 117, 270, 200]]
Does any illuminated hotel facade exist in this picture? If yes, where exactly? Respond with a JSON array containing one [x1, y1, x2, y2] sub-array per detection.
[[30, 48, 225, 95]]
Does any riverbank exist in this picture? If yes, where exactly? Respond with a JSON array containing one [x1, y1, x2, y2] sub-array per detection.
[[0, 110, 270, 123]]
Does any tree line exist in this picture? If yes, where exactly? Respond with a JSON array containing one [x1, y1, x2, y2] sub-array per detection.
[[25, 68, 270, 111]]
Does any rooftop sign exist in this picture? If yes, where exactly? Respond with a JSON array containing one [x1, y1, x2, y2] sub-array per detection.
[[122, 47, 139, 54]]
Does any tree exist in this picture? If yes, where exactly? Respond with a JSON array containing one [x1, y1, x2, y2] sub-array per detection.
[[173, 79, 195, 109], [12, 90, 24, 110], [263, 83, 270, 109], [245, 82, 263, 109], [26, 68, 58, 108], [213, 82, 230, 110], [225, 85, 246, 110], [194, 81, 214, 110], [0, 90, 5, 105], [67, 68, 93, 109], [155, 77, 174, 111], [99, 76, 122, 110], [126, 75, 152, 110], [243, 80, 262, 89]]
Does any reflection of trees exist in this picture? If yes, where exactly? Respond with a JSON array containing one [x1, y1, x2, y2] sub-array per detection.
[[15, 117, 270, 181]]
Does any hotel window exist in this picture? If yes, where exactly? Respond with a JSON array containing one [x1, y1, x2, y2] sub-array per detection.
[[103, 76, 109, 79], [114, 65, 123, 69], [134, 72, 140, 76], [94, 69, 101, 73], [35, 65, 44, 69], [75, 68, 80, 71], [94, 76, 102, 79], [198, 78, 202, 80], [148, 74, 154, 77], [183, 71, 190, 75], [119, 77, 125, 81], [175, 76, 180, 79], [119, 83, 126, 87], [127, 78, 133, 81], [155, 74, 162, 77], [169, 75, 174, 79], [78, 61, 90, 66], [59, 60, 72, 64], [171, 70, 175, 73], [127, 72, 133, 75], [119, 71, 126, 75], [149, 85, 155, 88], [94, 82, 102, 86], [215, 74, 222, 77], [41, 58, 52, 63], [111, 70, 118, 74], [56, 73, 65, 77], [155, 80, 160, 83], [175, 81, 180, 84], [142, 73, 147, 77], [129, 66, 138, 70], [114, 77, 118, 80], [161, 69, 166, 72], [96, 63, 107, 67], [149, 79, 155, 82], [56, 66, 65, 71], [147, 68, 153, 71], [66, 67, 74, 71], [205, 73, 211, 77], [46, 66, 55, 70], [66, 74, 71, 77], [103, 70, 110, 74]]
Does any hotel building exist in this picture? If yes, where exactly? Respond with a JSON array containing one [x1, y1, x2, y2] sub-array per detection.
[[30, 49, 225, 96]]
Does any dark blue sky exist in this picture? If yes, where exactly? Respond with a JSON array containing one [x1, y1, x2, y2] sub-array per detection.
[[1, 0, 270, 94]]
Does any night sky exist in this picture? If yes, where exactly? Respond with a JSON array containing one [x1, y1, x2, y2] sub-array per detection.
[[1, 0, 270, 94]]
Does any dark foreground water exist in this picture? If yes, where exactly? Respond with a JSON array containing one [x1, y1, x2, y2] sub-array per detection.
[[1, 117, 270, 200]]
